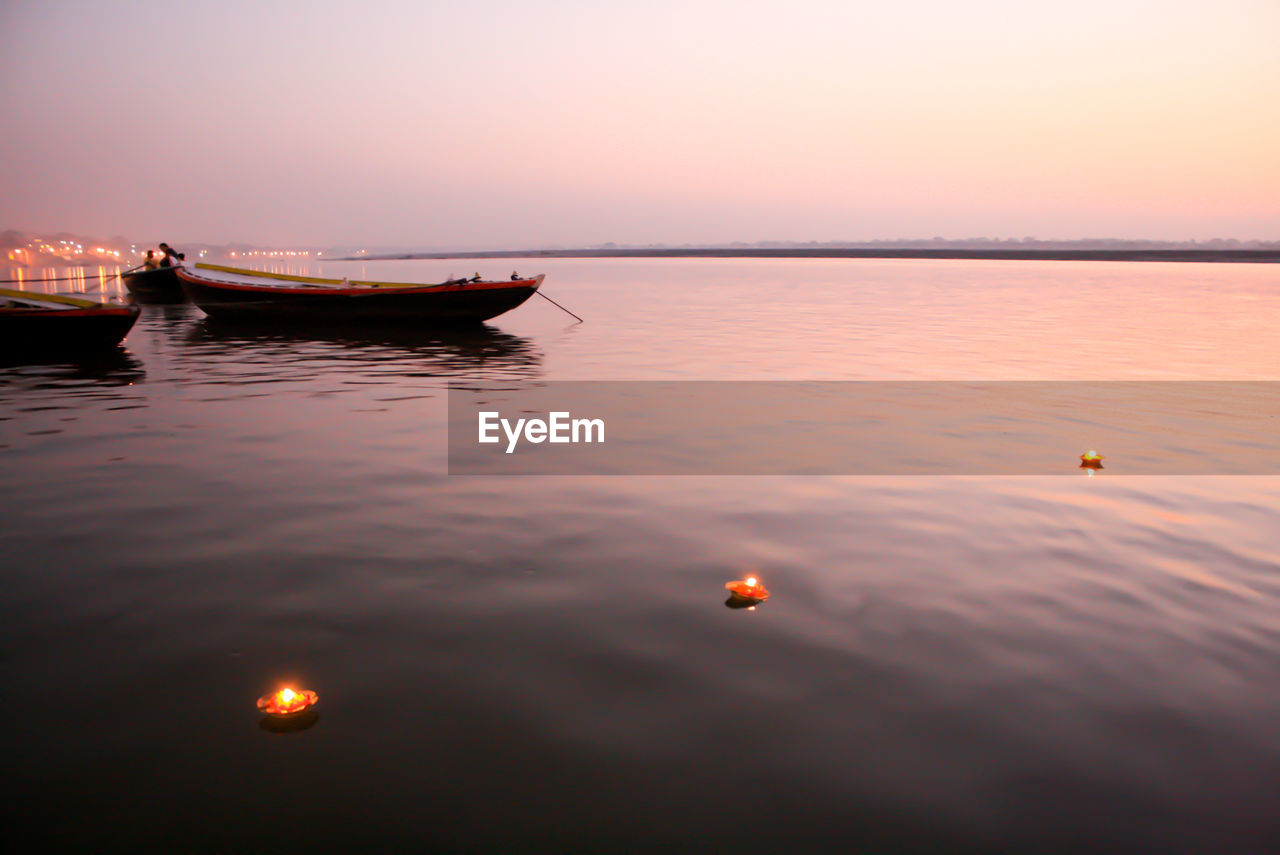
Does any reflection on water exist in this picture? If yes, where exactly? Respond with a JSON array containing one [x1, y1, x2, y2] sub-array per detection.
[[184, 316, 543, 384], [0, 348, 146, 447], [0, 348, 145, 393], [259, 710, 320, 733]]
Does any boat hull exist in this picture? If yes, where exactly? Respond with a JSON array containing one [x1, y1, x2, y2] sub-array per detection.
[[0, 304, 141, 353], [176, 266, 543, 323], [122, 266, 185, 302]]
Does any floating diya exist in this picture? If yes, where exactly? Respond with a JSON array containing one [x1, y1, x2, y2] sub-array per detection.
[[1079, 450, 1105, 469], [257, 686, 319, 717], [725, 575, 770, 606]]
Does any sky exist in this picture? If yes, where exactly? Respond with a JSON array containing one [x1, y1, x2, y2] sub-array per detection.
[[1, 0, 1277, 248]]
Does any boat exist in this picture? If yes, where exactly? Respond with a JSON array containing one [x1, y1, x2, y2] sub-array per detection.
[[175, 263, 545, 323], [121, 265, 185, 302], [0, 288, 140, 352]]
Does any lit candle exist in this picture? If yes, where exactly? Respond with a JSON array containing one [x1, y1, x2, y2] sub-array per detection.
[[257, 686, 319, 716], [1079, 450, 1105, 469], [725, 575, 770, 604]]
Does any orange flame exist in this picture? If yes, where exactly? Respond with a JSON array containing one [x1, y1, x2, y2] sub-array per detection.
[[257, 687, 318, 715]]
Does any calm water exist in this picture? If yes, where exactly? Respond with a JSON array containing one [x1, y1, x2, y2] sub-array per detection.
[[4, 258, 1280, 852]]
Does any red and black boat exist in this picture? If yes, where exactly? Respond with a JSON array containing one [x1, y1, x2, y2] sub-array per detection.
[[121, 265, 185, 302], [176, 263, 544, 323], [0, 288, 141, 352]]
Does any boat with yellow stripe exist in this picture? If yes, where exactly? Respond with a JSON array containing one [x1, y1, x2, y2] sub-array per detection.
[[176, 263, 544, 323], [0, 287, 140, 352]]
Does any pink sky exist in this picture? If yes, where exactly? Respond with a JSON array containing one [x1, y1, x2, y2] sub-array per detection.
[[1, 0, 1276, 247]]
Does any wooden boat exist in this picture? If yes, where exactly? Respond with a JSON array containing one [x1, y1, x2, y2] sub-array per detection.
[[0, 288, 140, 352], [176, 263, 544, 323], [121, 265, 185, 302]]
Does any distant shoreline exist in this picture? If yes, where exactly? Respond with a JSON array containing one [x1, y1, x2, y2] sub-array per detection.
[[340, 248, 1280, 264]]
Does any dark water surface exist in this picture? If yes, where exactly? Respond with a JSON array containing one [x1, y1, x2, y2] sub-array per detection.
[[4, 259, 1280, 852]]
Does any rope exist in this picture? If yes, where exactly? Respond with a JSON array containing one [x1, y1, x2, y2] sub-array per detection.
[[0, 272, 121, 284], [536, 289, 584, 323]]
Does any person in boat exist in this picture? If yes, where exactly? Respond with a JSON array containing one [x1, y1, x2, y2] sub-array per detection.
[[510, 270, 521, 280], [143, 250, 160, 270], [158, 242, 185, 268], [469, 271, 482, 283]]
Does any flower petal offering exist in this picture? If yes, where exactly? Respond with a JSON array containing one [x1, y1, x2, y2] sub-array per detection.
[[725, 575, 770, 605]]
